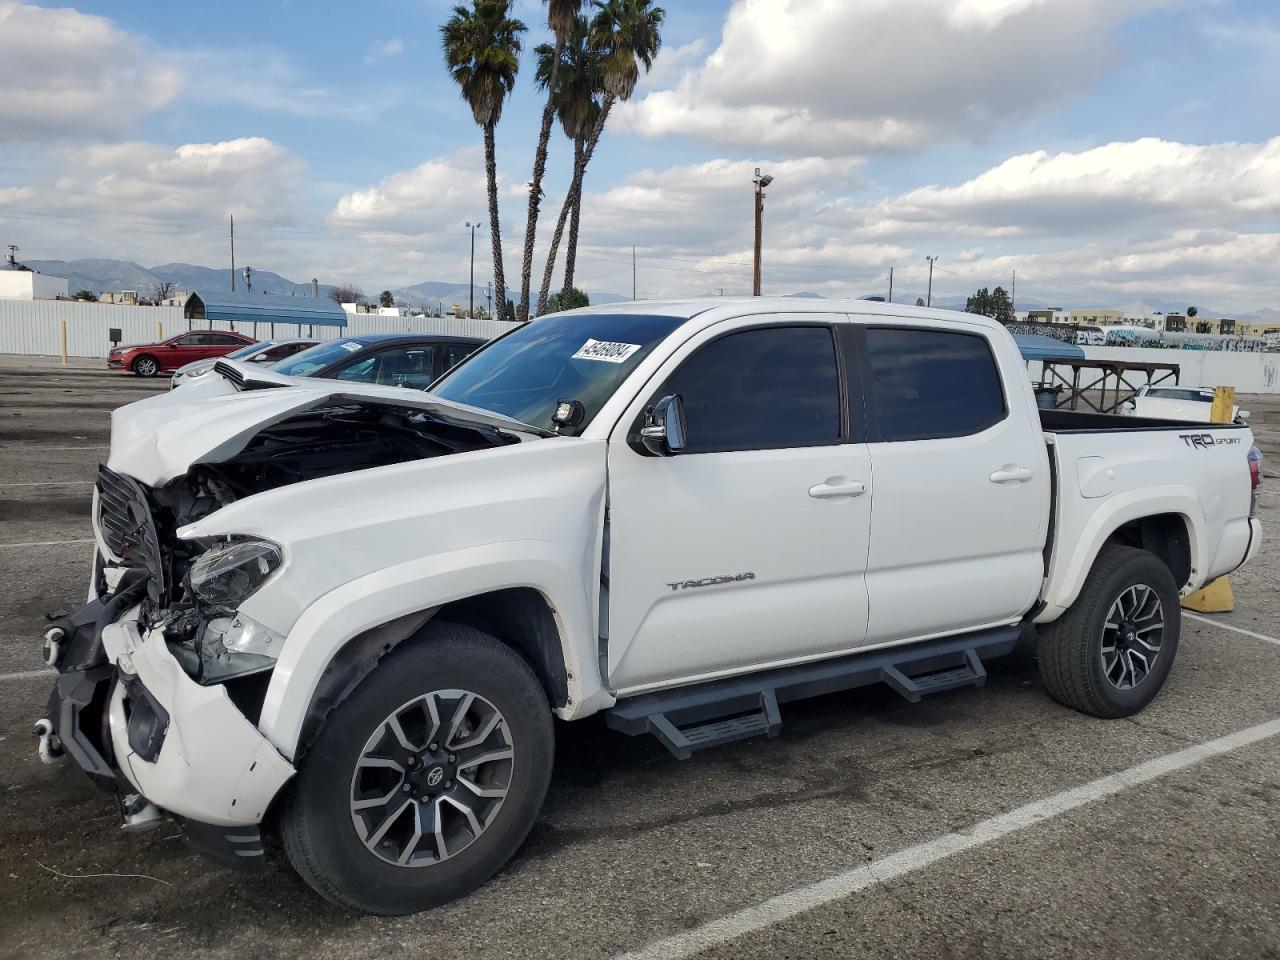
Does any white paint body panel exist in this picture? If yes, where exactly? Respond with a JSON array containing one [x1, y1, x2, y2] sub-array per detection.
[[605, 313, 872, 693], [859, 315, 1050, 645], [101, 613, 295, 827]]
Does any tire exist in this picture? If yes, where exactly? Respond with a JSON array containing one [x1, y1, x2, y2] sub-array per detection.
[[280, 622, 554, 915], [1038, 544, 1180, 719], [132, 355, 160, 377]]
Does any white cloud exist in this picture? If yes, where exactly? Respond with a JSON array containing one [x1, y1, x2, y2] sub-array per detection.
[[852, 137, 1280, 240], [330, 147, 493, 234], [0, 1, 182, 142], [364, 37, 405, 65], [617, 0, 1169, 154], [0, 138, 305, 266]]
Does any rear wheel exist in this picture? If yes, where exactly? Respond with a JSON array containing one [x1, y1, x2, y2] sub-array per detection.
[[281, 622, 554, 915], [1038, 545, 1180, 718], [131, 355, 159, 377]]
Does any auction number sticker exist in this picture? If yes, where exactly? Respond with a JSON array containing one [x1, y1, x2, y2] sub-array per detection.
[[572, 339, 641, 363], [339, 341, 362, 353]]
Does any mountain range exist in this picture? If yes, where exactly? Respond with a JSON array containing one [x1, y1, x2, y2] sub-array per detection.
[[22, 259, 629, 311], [17, 258, 1273, 321]]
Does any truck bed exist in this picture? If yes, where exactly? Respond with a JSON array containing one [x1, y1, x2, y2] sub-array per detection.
[[1039, 408, 1251, 433]]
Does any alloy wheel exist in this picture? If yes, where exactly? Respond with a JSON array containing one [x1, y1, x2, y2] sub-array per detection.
[[1101, 584, 1165, 690], [349, 689, 513, 868]]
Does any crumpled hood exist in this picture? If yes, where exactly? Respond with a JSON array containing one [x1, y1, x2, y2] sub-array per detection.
[[108, 359, 543, 486]]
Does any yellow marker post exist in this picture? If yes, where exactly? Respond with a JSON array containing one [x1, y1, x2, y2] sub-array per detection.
[[60, 318, 68, 365], [1182, 386, 1236, 613], [157, 322, 163, 341]]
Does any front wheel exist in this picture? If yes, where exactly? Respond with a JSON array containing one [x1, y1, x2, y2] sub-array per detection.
[[281, 622, 554, 915], [131, 355, 159, 377], [1038, 544, 1180, 719]]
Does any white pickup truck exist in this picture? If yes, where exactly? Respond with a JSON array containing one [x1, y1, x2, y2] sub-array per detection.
[[37, 299, 1262, 915]]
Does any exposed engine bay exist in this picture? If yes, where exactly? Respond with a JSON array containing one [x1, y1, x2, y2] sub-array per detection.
[[97, 400, 522, 687]]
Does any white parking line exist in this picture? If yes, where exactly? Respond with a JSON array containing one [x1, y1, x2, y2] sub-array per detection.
[[614, 716, 1280, 960], [0, 538, 93, 549], [0, 668, 55, 682], [0, 481, 94, 488], [1183, 611, 1280, 647], [0, 445, 108, 451]]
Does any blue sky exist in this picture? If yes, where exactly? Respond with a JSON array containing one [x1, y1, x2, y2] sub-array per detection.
[[2, 0, 1279, 311]]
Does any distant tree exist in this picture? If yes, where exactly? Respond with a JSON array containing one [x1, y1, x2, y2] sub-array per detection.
[[543, 287, 590, 312], [153, 280, 176, 303], [965, 287, 993, 316], [990, 286, 1014, 324], [915, 297, 926, 306], [329, 283, 362, 304], [379, 290, 395, 307], [1187, 305, 1199, 318], [73, 289, 97, 302]]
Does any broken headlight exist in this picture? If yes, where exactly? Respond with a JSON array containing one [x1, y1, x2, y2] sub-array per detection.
[[188, 539, 283, 607]]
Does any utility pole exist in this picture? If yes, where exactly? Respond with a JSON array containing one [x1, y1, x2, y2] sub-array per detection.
[[925, 256, 938, 307], [888, 267, 894, 303], [243, 266, 252, 293], [466, 221, 479, 318], [1011, 270, 1016, 313], [485, 281, 493, 319], [632, 245, 637, 301], [230, 215, 236, 291], [752, 168, 773, 297]]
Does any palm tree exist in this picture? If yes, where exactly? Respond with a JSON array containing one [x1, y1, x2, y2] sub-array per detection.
[[517, 1, 583, 322], [532, 16, 602, 314], [538, 0, 663, 315], [442, 1, 526, 321]]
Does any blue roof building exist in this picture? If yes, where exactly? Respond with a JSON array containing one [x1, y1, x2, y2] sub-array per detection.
[[185, 290, 347, 328]]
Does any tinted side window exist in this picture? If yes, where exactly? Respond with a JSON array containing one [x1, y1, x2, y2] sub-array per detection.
[[208, 333, 246, 345], [662, 326, 840, 453], [865, 328, 1006, 442], [445, 343, 477, 370]]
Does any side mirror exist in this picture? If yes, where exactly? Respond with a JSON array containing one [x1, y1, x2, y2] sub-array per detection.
[[639, 394, 687, 456]]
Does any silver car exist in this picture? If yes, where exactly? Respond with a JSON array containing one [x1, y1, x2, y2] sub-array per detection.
[[169, 338, 321, 389]]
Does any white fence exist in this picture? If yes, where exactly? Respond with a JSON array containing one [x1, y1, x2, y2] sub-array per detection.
[[0, 299, 517, 358], [1030, 346, 1280, 394]]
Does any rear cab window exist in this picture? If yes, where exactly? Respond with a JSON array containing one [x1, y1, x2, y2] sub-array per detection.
[[862, 327, 1007, 441]]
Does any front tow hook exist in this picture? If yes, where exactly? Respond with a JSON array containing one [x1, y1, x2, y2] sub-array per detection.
[[42, 627, 65, 668], [33, 718, 64, 765]]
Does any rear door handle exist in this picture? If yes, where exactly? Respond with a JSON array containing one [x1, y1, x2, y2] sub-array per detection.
[[809, 478, 867, 499], [990, 465, 1034, 484]]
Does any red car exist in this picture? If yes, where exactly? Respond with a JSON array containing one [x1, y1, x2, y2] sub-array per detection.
[[108, 329, 257, 378]]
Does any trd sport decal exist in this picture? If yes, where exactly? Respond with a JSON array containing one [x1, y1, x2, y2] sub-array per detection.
[[666, 572, 756, 591], [1180, 433, 1242, 448]]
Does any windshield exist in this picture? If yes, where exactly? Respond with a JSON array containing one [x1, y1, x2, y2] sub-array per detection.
[[226, 341, 273, 361], [432, 312, 685, 434], [1146, 388, 1213, 402], [273, 338, 366, 377]]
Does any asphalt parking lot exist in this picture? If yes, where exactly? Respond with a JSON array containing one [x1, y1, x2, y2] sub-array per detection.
[[2, 354, 1279, 960]]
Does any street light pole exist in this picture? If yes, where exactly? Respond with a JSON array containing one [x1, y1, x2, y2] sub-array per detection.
[[466, 220, 479, 318], [752, 168, 773, 297], [925, 255, 938, 307]]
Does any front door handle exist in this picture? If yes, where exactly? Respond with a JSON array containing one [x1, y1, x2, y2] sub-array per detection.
[[990, 465, 1034, 484], [809, 478, 867, 499]]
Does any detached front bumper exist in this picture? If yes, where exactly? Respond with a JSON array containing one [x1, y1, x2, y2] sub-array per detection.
[[100, 615, 295, 827], [42, 600, 295, 868]]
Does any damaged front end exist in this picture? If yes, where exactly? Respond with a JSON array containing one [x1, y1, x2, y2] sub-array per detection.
[[38, 371, 530, 869]]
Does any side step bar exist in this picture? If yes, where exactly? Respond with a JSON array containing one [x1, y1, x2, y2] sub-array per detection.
[[606, 625, 1022, 760]]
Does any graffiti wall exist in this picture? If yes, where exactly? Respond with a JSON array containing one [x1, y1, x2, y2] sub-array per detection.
[[1003, 322, 1271, 352]]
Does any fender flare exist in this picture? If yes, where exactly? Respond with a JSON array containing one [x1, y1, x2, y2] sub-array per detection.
[[256, 540, 603, 760], [1039, 488, 1204, 620]]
